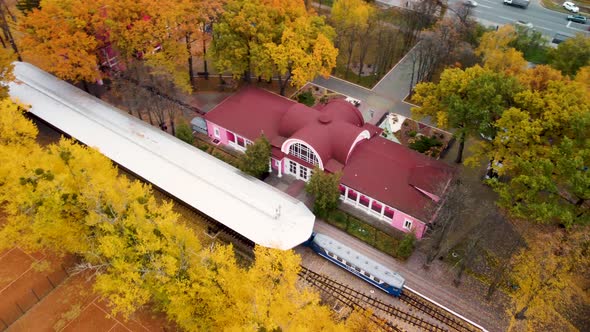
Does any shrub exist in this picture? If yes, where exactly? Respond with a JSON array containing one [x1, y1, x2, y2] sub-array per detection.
[[396, 233, 416, 259], [175, 119, 194, 145], [347, 217, 376, 244], [408, 130, 417, 137], [409, 135, 442, 153], [297, 91, 315, 107], [306, 168, 342, 218], [327, 210, 348, 230], [374, 231, 399, 256], [238, 135, 271, 178]]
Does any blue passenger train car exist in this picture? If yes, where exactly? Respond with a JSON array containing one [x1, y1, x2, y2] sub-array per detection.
[[307, 233, 405, 296]]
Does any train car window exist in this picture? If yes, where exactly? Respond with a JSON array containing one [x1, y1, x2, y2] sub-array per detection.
[[336, 257, 343, 262], [363, 271, 371, 278], [374, 277, 381, 283], [354, 266, 361, 272]]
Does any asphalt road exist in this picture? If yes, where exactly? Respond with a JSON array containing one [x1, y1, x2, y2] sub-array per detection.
[[449, 0, 590, 38]]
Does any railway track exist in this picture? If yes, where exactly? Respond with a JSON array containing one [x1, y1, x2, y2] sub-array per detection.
[[400, 290, 482, 332], [299, 266, 447, 332]]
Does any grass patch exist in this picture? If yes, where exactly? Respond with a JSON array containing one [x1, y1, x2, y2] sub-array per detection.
[[325, 208, 416, 260], [524, 47, 550, 64], [211, 148, 240, 168], [326, 210, 348, 230], [347, 216, 376, 243]]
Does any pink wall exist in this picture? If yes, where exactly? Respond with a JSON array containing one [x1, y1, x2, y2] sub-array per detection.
[[391, 211, 426, 239], [340, 184, 427, 239], [206, 121, 229, 145]]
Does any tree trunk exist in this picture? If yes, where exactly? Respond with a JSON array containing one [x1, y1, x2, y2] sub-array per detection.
[[82, 81, 90, 93], [453, 237, 480, 286], [202, 36, 209, 80], [186, 34, 194, 85], [170, 118, 176, 136], [279, 72, 291, 96], [515, 306, 528, 320], [0, 6, 21, 61], [147, 109, 154, 126], [455, 132, 465, 164], [345, 33, 356, 80]]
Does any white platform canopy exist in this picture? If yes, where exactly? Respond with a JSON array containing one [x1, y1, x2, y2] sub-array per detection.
[[9, 62, 315, 250]]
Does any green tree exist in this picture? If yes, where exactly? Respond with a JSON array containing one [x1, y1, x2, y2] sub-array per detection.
[[238, 134, 271, 178], [483, 77, 590, 226], [509, 26, 549, 64], [175, 119, 194, 145], [305, 168, 342, 218], [412, 65, 521, 163], [549, 33, 590, 77], [210, 0, 296, 82]]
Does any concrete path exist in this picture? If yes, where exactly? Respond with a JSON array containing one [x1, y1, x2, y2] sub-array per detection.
[[312, 43, 433, 126]]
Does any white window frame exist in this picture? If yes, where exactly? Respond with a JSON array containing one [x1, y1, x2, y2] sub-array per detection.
[[288, 143, 319, 166], [403, 219, 413, 230], [213, 127, 220, 138]]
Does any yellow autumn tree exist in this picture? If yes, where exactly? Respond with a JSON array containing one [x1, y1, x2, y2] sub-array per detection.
[[0, 48, 15, 98], [103, 0, 195, 92], [266, 15, 338, 95], [0, 106, 357, 331], [574, 65, 590, 94], [507, 227, 589, 331], [19, 0, 103, 84], [0, 98, 39, 193], [476, 25, 527, 75]]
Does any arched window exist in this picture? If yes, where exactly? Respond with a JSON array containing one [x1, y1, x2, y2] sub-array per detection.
[[288, 143, 319, 166]]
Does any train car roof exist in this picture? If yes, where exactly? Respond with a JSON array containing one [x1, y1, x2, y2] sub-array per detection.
[[314, 233, 405, 288], [8, 62, 315, 250]]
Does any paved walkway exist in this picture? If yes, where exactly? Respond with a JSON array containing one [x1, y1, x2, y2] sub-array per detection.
[[312, 43, 433, 126]]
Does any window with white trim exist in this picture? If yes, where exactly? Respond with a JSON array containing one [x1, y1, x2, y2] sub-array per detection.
[[213, 127, 220, 138], [288, 143, 319, 166], [403, 219, 413, 230]]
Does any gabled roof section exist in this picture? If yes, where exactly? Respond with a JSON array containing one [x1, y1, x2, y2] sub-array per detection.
[[341, 137, 454, 221], [205, 87, 294, 141]]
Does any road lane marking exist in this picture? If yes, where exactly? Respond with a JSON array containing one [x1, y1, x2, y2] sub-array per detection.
[[498, 16, 513, 21], [478, 4, 493, 8], [536, 26, 552, 31], [566, 21, 571, 28]]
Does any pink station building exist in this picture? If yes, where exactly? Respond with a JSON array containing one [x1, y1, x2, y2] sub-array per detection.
[[204, 88, 454, 239]]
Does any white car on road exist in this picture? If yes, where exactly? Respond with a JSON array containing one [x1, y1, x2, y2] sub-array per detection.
[[463, 0, 478, 7], [563, 1, 580, 13]]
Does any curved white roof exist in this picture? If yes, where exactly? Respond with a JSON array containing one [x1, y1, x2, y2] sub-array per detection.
[[8, 62, 315, 250]]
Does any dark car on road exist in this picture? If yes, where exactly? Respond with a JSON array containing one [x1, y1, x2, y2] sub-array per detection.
[[567, 14, 587, 24]]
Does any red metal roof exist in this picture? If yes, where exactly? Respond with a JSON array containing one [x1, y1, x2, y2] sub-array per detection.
[[205, 87, 294, 142], [341, 136, 454, 221], [205, 87, 454, 221]]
